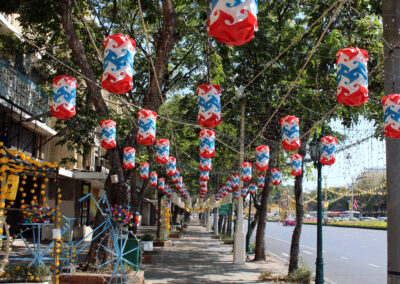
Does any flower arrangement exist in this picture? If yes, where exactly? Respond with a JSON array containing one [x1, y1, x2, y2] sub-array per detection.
[[105, 205, 140, 228], [21, 199, 55, 224]]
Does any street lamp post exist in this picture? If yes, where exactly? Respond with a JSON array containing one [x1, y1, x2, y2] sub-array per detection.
[[246, 193, 253, 254], [310, 131, 324, 284]]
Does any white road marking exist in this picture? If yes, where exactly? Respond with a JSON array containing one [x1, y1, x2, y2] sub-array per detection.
[[368, 264, 380, 268], [282, 253, 289, 257], [340, 256, 349, 260], [267, 235, 317, 251], [303, 250, 313, 255]]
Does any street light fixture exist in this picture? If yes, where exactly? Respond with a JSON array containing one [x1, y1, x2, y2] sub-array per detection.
[[309, 130, 324, 284]]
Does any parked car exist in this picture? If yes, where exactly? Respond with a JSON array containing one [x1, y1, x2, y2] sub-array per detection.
[[377, 216, 387, 222], [283, 218, 295, 226]]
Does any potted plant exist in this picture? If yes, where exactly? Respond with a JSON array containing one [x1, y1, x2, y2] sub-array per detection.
[[140, 234, 154, 252], [0, 264, 51, 283]]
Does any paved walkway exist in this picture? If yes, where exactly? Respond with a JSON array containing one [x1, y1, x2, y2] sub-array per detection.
[[143, 224, 287, 283]]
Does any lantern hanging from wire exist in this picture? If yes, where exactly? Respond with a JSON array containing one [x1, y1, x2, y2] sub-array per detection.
[[175, 176, 183, 190], [215, 193, 220, 201], [149, 172, 158, 187], [197, 83, 222, 128], [226, 179, 232, 192], [51, 75, 76, 119], [231, 174, 240, 189], [249, 182, 256, 195], [241, 187, 248, 198], [241, 162, 252, 182], [166, 157, 177, 176], [122, 147, 136, 169], [336, 47, 369, 106], [271, 168, 281, 185], [158, 178, 165, 191], [221, 187, 227, 197], [281, 116, 300, 151], [137, 109, 157, 145], [290, 154, 303, 176], [200, 187, 207, 194], [139, 162, 149, 180], [199, 129, 216, 158], [257, 173, 265, 189], [171, 170, 180, 184], [200, 180, 208, 188], [200, 171, 210, 181], [100, 120, 116, 149], [102, 34, 136, 94], [234, 189, 240, 200], [207, 0, 258, 47], [199, 157, 212, 171], [255, 145, 270, 171], [320, 136, 338, 166], [382, 94, 400, 139], [155, 139, 170, 164]]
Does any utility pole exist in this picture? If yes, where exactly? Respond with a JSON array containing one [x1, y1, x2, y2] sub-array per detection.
[[383, 1, 400, 283], [324, 175, 328, 223], [234, 98, 246, 264]]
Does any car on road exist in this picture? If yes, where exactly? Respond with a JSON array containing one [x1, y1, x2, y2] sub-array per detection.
[[283, 218, 295, 226], [377, 216, 387, 222]]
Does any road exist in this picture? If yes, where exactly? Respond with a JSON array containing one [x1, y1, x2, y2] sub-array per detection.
[[246, 221, 386, 284]]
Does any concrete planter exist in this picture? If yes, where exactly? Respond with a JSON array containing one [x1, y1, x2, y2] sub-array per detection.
[[141, 240, 153, 251], [153, 240, 172, 247], [60, 271, 144, 284], [168, 233, 181, 238]]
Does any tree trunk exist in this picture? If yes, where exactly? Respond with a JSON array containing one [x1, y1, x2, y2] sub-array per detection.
[[249, 208, 260, 243], [156, 191, 162, 238], [288, 142, 307, 273], [254, 171, 272, 261]]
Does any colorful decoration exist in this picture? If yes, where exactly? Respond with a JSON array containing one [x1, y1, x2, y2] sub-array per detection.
[[105, 205, 138, 227], [200, 187, 207, 194], [383, 94, 400, 139], [197, 84, 222, 128], [200, 180, 207, 188], [207, 0, 258, 47], [122, 147, 135, 169], [139, 162, 149, 180], [200, 171, 210, 181], [137, 110, 157, 145], [290, 154, 303, 176], [199, 157, 212, 171], [51, 75, 76, 119], [249, 182, 256, 195], [241, 162, 252, 182], [158, 178, 165, 191], [149, 172, 158, 187], [241, 187, 247, 198], [231, 173, 239, 189], [255, 145, 270, 171], [281, 116, 300, 151], [155, 139, 170, 164], [175, 176, 183, 190], [234, 189, 240, 200], [199, 129, 216, 158], [320, 136, 338, 166], [21, 200, 54, 224], [171, 169, 180, 184], [163, 185, 172, 197], [271, 168, 281, 185], [100, 120, 116, 149], [336, 47, 369, 106], [166, 156, 177, 176], [257, 173, 265, 189], [225, 179, 232, 192], [102, 34, 136, 94]]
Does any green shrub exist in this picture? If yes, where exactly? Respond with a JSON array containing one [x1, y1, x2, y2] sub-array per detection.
[[1, 264, 51, 283], [140, 233, 155, 241], [287, 266, 312, 283], [222, 236, 234, 244]]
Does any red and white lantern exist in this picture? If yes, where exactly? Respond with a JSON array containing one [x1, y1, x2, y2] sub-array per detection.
[[137, 110, 157, 145], [100, 120, 116, 149], [102, 34, 136, 94], [166, 156, 177, 176], [249, 182, 257, 195], [158, 178, 165, 191], [255, 145, 270, 171], [122, 147, 135, 169], [225, 179, 232, 192], [200, 171, 210, 181], [149, 172, 158, 187], [241, 162, 252, 182], [155, 139, 170, 164], [231, 174, 240, 189], [200, 157, 212, 171], [241, 187, 247, 198], [281, 116, 300, 151], [171, 170, 180, 184], [139, 162, 149, 180], [336, 47, 369, 106], [290, 154, 303, 176], [320, 136, 338, 166], [197, 83, 222, 128], [257, 173, 265, 189], [271, 168, 281, 186], [51, 75, 76, 119], [199, 129, 216, 158], [382, 94, 400, 139], [200, 180, 207, 188]]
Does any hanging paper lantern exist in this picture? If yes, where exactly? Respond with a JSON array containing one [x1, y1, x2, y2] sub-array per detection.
[[207, 0, 258, 47], [221, 187, 227, 197], [231, 174, 240, 189], [200, 187, 207, 194], [175, 176, 183, 190], [271, 168, 281, 186], [149, 172, 158, 187], [200, 171, 210, 181], [171, 170, 180, 184], [234, 190, 240, 200], [122, 147, 136, 169], [199, 157, 212, 171], [382, 94, 400, 139], [197, 84, 222, 128], [281, 116, 300, 151], [137, 110, 157, 145], [241, 162, 252, 182], [102, 34, 136, 94], [158, 178, 165, 191], [200, 180, 208, 188], [336, 47, 369, 106], [320, 136, 338, 166], [241, 187, 247, 198], [290, 154, 303, 176], [255, 145, 270, 171], [51, 75, 77, 119], [100, 120, 116, 149], [199, 129, 216, 158], [166, 157, 177, 176], [155, 139, 170, 164], [225, 179, 232, 192], [249, 182, 256, 195], [257, 173, 265, 189], [139, 162, 149, 180]]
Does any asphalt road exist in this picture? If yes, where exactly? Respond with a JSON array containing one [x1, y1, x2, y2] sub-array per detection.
[[246, 221, 386, 284]]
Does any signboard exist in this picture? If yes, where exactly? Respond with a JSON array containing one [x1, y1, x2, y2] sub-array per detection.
[[219, 204, 230, 215]]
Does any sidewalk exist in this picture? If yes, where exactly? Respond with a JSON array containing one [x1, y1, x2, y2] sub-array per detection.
[[143, 224, 287, 283]]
